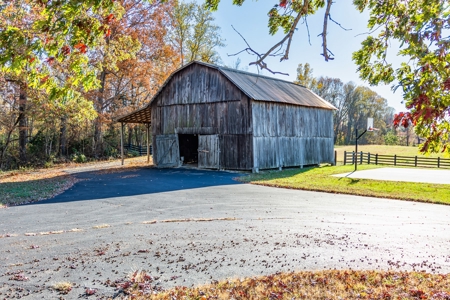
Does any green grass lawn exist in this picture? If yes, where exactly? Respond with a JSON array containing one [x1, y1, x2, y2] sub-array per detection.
[[334, 145, 446, 164], [0, 171, 75, 206], [238, 164, 450, 205], [0, 156, 151, 206]]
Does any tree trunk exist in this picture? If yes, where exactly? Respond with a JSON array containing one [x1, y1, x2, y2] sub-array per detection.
[[406, 128, 411, 146], [345, 118, 353, 145], [94, 70, 107, 157], [0, 119, 18, 170], [135, 126, 141, 147], [18, 84, 27, 165], [127, 126, 132, 147], [59, 117, 67, 157]]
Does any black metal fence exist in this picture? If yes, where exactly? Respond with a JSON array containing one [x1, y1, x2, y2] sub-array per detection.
[[124, 144, 152, 156], [343, 151, 450, 169]]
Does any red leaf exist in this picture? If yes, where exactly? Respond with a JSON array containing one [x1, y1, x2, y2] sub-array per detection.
[[61, 45, 71, 56], [443, 78, 450, 90], [279, 0, 287, 7], [74, 43, 88, 54], [105, 13, 115, 24], [46, 57, 55, 65]]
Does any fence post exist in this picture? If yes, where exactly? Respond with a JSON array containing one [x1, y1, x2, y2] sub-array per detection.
[[344, 151, 347, 165], [438, 157, 440, 168], [394, 154, 397, 166], [360, 151, 363, 165], [334, 150, 337, 166], [375, 154, 378, 165], [415, 156, 417, 167], [368, 152, 371, 164]]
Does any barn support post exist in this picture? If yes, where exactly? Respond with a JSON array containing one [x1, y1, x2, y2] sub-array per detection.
[[146, 123, 150, 164], [120, 122, 124, 166]]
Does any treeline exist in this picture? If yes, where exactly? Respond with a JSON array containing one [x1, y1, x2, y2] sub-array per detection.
[[0, 0, 224, 170], [295, 63, 416, 146]]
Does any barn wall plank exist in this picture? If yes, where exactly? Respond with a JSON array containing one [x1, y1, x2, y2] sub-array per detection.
[[252, 101, 334, 169]]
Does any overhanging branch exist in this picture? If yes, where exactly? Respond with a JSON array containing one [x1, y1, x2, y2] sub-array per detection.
[[228, 0, 349, 73]]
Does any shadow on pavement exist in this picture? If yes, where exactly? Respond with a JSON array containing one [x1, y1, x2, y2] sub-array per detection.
[[23, 167, 243, 205]]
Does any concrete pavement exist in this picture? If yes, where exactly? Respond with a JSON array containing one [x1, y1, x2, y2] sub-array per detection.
[[333, 167, 450, 184]]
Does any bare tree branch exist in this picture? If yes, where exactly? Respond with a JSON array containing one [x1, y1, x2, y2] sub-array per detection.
[[303, 16, 312, 45], [321, 0, 334, 61], [328, 14, 351, 31], [228, 48, 254, 57], [230, 25, 253, 51], [355, 24, 384, 37], [229, 25, 289, 75], [227, 0, 352, 73]]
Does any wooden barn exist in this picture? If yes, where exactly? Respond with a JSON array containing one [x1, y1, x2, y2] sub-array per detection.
[[117, 61, 336, 172]]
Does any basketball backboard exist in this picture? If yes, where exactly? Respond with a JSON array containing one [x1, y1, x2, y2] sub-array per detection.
[[367, 118, 374, 132]]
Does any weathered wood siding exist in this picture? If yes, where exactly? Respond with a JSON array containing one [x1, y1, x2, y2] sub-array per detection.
[[151, 63, 253, 170], [198, 134, 219, 169], [252, 101, 334, 170], [154, 134, 179, 167]]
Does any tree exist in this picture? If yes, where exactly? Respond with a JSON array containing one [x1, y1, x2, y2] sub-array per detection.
[[307, 72, 395, 145], [314, 78, 359, 144], [224, 58, 248, 71], [0, 0, 114, 163], [0, 0, 118, 100], [171, 0, 225, 66], [0, 0, 179, 167], [384, 130, 399, 146], [205, 0, 450, 154], [353, 0, 450, 154], [294, 63, 316, 89], [85, 0, 158, 155]]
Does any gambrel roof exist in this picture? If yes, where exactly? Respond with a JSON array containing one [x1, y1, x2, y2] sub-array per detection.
[[117, 61, 336, 123]]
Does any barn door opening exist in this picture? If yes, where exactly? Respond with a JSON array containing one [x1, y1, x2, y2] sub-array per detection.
[[178, 134, 198, 165], [155, 134, 179, 167], [198, 134, 219, 169]]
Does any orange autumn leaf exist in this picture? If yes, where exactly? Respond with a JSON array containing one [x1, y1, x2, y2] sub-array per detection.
[[74, 43, 88, 53]]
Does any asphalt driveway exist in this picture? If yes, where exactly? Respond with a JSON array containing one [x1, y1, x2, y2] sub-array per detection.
[[1, 167, 449, 299]]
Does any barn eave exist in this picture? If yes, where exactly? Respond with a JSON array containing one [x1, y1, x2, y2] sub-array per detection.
[[115, 106, 151, 124]]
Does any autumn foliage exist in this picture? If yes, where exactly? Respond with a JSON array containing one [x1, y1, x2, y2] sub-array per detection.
[[120, 270, 450, 299]]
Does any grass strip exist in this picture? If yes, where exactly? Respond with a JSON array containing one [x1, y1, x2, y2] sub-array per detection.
[[0, 156, 152, 206], [238, 165, 450, 205], [122, 270, 450, 299], [0, 170, 76, 206]]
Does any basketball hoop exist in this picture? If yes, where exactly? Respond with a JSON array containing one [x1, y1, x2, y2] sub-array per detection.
[[355, 117, 375, 171], [367, 118, 374, 132]]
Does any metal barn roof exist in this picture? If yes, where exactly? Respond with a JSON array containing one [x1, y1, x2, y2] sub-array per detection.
[[218, 67, 336, 110], [117, 61, 336, 123]]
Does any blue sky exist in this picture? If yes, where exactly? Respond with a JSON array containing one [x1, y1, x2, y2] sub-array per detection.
[[210, 0, 406, 113]]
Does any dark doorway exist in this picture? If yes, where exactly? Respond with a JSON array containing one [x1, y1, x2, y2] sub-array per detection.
[[178, 134, 198, 164]]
